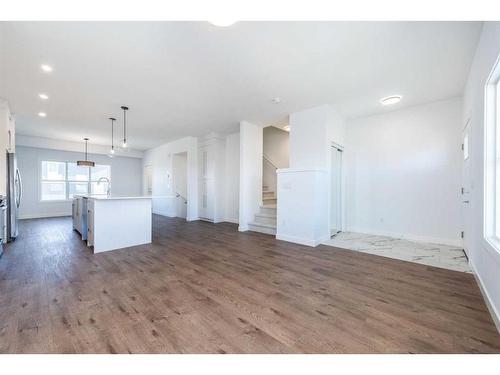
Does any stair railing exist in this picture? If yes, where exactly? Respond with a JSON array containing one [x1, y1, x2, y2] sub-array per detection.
[[175, 192, 188, 204]]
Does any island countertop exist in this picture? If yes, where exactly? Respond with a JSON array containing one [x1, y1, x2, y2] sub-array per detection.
[[74, 195, 152, 200], [73, 195, 152, 253]]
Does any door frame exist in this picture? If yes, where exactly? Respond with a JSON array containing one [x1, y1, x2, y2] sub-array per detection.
[[461, 117, 472, 256], [330, 142, 344, 237]]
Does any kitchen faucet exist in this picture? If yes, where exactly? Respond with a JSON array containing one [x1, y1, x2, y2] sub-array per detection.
[[97, 177, 111, 197]]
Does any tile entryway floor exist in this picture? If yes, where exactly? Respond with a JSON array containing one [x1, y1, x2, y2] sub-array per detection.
[[323, 232, 470, 273]]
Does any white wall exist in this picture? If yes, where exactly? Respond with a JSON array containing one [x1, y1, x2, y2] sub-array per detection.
[[16, 145, 143, 219], [142, 136, 198, 220], [224, 132, 240, 223], [263, 126, 289, 192], [239, 121, 262, 231], [263, 126, 289, 168], [289, 104, 345, 169], [344, 97, 463, 246], [277, 105, 346, 246], [462, 22, 500, 329]]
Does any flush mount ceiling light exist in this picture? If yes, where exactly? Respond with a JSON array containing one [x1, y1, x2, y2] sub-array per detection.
[[272, 97, 282, 104], [121, 106, 129, 148], [283, 125, 290, 132], [38, 93, 49, 100], [38, 112, 47, 117], [77, 138, 95, 167], [380, 95, 402, 105], [208, 20, 237, 27], [41, 64, 53, 73]]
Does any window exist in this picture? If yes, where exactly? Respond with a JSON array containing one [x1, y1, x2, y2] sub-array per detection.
[[40, 161, 111, 201], [485, 54, 500, 251]]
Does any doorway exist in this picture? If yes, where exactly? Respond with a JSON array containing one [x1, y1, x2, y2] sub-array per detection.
[[172, 152, 188, 219], [461, 118, 472, 257], [330, 145, 343, 237]]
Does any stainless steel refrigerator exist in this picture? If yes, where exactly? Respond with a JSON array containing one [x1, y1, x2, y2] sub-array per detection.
[[6, 153, 22, 241]]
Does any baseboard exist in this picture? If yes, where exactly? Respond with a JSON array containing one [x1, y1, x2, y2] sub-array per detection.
[[19, 212, 71, 220], [152, 210, 175, 218], [224, 217, 239, 224], [186, 216, 199, 222], [470, 260, 500, 334], [276, 233, 328, 247], [238, 225, 249, 232], [346, 227, 461, 247]]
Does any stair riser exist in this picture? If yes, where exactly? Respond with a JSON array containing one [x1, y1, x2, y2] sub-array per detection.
[[248, 225, 276, 236], [263, 198, 277, 204], [259, 207, 277, 215], [263, 191, 275, 198], [254, 216, 277, 226]]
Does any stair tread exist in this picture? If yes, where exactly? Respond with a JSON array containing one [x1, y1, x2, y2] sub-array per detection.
[[260, 204, 277, 209], [249, 221, 277, 229], [255, 212, 277, 218]]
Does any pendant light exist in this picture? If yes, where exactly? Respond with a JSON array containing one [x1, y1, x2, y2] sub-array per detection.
[[77, 138, 95, 167], [121, 105, 128, 148], [109, 117, 116, 156]]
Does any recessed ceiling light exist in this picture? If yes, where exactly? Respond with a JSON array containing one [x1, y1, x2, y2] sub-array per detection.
[[208, 20, 237, 27], [41, 64, 53, 73], [38, 93, 49, 100], [38, 112, 47, 117], [380, 95, 402, 105], [283, 125, 290, 132], [272, 97, 282, 104]]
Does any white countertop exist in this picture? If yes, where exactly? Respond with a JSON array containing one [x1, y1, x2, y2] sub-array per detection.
[[74, 195, 152, 200]]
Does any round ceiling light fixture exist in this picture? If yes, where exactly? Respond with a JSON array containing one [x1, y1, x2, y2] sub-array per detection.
[[39, 93, 49, 100], [38, 112, 47, 117], [272, 97, 282, 104], [380, 95, 402, 106], [41, 64, 53, 73], [208, 20, 237, 27]]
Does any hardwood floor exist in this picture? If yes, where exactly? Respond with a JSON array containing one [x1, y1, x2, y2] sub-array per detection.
[[1, 215, 499, 353]]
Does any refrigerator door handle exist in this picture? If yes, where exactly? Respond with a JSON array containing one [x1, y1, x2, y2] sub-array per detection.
[[15, 168, 22, 208]]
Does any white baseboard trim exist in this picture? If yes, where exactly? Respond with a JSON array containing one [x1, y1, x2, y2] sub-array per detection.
[[345, 227, 462, 247], [238, 225, 249, 232], [19, 212, 71, 220], [276, 233, 329, 247], [152, 210, 175, 218], [186, 216, 199, 222], [470, 260, 500, 334], [224, 217, 239, 224]]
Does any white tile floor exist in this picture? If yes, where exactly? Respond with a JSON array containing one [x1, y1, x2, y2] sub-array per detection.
[[323, 232, 470, 273]]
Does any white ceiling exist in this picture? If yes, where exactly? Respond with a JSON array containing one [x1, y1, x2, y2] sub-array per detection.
[[0, 21, 482, 150]]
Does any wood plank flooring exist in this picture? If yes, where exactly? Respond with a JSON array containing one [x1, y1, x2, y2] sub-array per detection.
[[0, 215, 499, 353]]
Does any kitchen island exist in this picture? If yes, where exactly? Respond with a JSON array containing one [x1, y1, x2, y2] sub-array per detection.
[[73, 195, 152, 253]]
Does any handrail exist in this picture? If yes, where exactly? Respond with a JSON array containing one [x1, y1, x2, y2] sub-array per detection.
[[263, 154, 278, 170], [175, 192, 188, 203]]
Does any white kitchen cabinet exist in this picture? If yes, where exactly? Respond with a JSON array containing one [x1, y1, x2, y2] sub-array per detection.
[[0, 100, 14, 197], [72, 197, 88, 240], [87, 198, 94, 247]]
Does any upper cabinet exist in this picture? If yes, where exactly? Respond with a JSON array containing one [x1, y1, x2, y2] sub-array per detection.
[[0, 100, 15, 196], [6, 112, 15, 154], [0, 100, 15, 154]]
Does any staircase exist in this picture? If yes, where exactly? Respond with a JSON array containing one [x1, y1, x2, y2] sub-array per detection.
[[248, 185, 277, 235]]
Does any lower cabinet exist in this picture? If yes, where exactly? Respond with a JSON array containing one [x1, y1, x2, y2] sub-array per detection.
[[87, 199, 94, 247]]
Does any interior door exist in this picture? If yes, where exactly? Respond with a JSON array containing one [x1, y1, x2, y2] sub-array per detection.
[[330, 146, 343, 236], [462, 119, 472, 256]]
